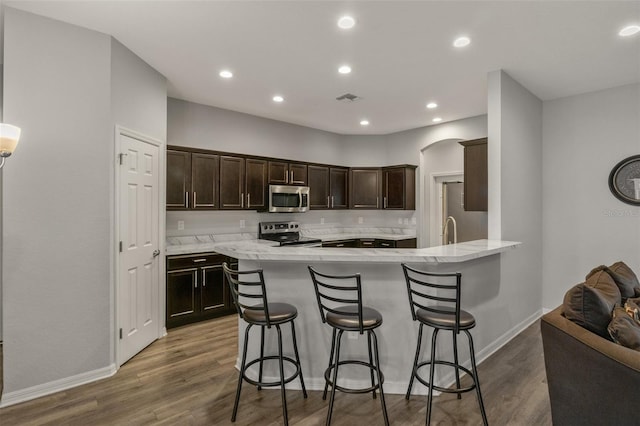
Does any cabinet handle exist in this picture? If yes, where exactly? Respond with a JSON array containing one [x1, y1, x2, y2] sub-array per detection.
[[185, 191, 189, 208], [291, 170, 294, 183], [241, 192, 244, 209], [336, 244, 344, 247], [384, 196, 387, 209], [193, 192, 197, 207], [285, 169, 289, 183], [192, 258, 207, 263], [381, 243, 391, 247], [247, 193, 251, 209], [201, 270, 206, 288], [331, 196, 334, 208], [376, 196, 379, 208], [327, 196, 330, 208], [194, 273, 198, 288]]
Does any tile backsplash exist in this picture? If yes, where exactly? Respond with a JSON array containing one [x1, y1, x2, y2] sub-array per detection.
[[166, 209, 417, 237]]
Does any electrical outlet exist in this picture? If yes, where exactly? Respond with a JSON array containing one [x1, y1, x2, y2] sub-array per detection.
[[347, 332, 359, 340], [320, 217, 325, 224], [240, 219, 246, 228], [358, 217, 363, 224], [177, 220, 184, 230]]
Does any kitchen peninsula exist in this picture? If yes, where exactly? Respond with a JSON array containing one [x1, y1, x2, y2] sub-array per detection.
[[209, 238, 520, 395]]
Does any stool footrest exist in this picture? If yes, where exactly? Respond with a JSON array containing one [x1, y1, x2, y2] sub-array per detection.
[[243, 355, 302, 388], [324, 360, 385, 394], [414, 360, 476, 394]]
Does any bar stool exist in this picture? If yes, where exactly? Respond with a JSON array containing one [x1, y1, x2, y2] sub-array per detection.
[[401, 264, 488, 426], [308, 266, 389, 426], [222, 263, 307, 426]]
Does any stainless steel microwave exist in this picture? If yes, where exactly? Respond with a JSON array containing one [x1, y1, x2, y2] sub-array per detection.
[[268, 185, 310, 213]]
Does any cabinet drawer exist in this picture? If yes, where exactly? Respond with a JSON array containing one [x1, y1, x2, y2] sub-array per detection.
[[358, 239, 376, 248], [167, 253, 226, 270], [374, 239, 396, 248]]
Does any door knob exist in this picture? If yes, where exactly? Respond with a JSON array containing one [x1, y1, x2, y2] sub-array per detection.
[[152, 249, 161, 258]]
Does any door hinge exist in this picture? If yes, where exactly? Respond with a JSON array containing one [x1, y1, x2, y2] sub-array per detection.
[[119, 328, 123, 339], [119, 241, 123, 252], [118, 153, 127, 165]]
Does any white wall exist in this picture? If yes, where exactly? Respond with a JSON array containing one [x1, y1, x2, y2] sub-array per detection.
[[2, 8, 167, 402], [168, 98, 344, 164], [487, 70, 543, 331], [3, 8, 112, 393], [542, 83, 640, 309]]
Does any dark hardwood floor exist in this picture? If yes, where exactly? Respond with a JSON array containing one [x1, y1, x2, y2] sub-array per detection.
[[0, 315, 551, 425]]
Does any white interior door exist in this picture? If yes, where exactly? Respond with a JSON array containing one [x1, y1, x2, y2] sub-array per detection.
[[118, 132, 161, 365]]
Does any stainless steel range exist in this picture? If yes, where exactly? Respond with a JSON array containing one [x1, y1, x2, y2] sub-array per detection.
[[258, 221, 322, 247]]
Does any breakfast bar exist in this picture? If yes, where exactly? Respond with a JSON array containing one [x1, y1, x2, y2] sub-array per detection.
[[213, 239, 520, 395]]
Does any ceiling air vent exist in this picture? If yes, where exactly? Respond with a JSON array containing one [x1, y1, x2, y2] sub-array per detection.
[[336, 93, 361, 102]]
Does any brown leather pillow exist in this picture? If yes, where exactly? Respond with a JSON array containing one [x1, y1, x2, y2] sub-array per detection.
[[608, 306, 640, 351], [564, 270, 621, 339], [607, 261, 640, 300]]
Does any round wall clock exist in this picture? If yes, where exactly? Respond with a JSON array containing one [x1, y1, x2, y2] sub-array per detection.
[[609, 154, 640, 206]]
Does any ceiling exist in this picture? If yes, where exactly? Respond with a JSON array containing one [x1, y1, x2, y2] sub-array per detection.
[[4, 1, 640, 135]]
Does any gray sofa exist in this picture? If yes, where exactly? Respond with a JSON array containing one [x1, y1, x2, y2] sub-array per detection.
[[541, 305, 640, 426]]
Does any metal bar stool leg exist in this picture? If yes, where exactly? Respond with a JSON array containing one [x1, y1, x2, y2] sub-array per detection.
[[257, 325, 265, 391], [232, 324, 252, 422], [367, 331, 377, 399], [290, 320, 307, 398], [465, 330, 488, 426], [452, 331, 461, 399], [275, 324, 289, 426], [323, 328, 337, 400], [406, 322, 424, 400], [326, 330, 344, 426], [370, 330, 390, 426], [426, 328, 440, 426]]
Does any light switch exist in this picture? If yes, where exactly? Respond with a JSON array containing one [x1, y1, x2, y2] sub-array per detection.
[[177, 220, 184, 230]]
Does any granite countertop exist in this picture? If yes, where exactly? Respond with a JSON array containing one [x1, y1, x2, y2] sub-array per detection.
[[203, 239, 521, 264], [165, 227, 417, 256]]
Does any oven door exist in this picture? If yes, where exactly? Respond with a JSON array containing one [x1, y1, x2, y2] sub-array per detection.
[[269, 185, 310, 213]]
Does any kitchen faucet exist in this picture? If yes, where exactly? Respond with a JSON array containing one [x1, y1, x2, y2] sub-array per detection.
[[442, 216, 457, 245]]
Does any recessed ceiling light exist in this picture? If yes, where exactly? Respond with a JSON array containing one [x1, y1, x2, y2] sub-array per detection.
[[338, 65, 352, 74], [273, 95, 284, 103], [426, 102, 438, 109], [219, 70, 233, 79], [337, 16, 356, 29], [360, 120, 370, 126], [453, 36, 471, 48], [619, 25, 640, 37], [432, 117, 443, 123]]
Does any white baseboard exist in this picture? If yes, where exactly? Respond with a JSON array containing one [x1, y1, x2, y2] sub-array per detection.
[[0, 364, 117, 408]]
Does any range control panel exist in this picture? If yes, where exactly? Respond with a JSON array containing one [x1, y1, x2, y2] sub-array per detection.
[[259, 221, 300, 235]]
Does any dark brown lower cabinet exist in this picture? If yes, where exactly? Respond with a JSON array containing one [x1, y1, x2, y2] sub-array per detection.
[[166, 253, 237, 328], [321, 239, 358, 248], [322, 237, 417, 248]]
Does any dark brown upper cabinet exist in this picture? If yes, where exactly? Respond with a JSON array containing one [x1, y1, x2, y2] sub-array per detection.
[[330, 167, 349, 209], [219, 155, 267, 210], [308, 165, 330, 209], [308, 165, 348, 209], [350, 168, 382, 209], [167, 149, 191, 210], [382, 165, 416, 210], [459, 138, 488, 211], [191, 153, 220, 209], [268, 161, 308, 186], [167, 148, 219, 210]]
